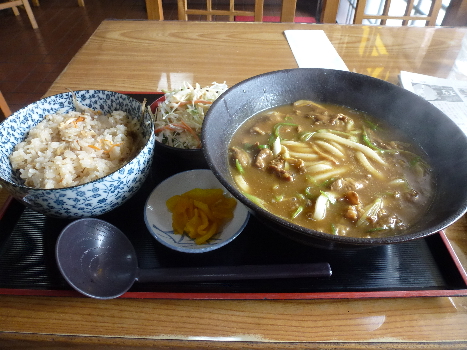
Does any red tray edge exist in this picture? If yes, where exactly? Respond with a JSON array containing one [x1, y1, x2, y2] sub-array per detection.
[[1, 285, 466, 300]]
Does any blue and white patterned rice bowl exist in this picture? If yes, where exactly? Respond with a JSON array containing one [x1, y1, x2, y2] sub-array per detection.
[[0, 90, 155, 218]]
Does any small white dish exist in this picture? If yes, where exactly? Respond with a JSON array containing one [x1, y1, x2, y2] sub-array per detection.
[[144, 169, 249, 253]]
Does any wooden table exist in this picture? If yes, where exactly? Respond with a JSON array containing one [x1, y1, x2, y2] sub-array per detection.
[[1, 20, 467, 349]]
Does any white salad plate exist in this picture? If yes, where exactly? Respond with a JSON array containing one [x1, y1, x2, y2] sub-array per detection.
[[144, 169, 250, 253]]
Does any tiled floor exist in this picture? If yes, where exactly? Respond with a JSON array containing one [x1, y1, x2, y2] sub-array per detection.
[[0, 0, 317, 117]]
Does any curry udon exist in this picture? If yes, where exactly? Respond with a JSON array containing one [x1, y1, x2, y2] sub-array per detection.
[[228, 100, 434, 238]]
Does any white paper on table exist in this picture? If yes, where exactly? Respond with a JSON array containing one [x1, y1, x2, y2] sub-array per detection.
[[284, 30, 349, 71], [399, 70, 467, 135]]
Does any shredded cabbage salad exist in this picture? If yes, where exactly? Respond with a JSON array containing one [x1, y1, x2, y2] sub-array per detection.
[[153, 82, 228, 149]]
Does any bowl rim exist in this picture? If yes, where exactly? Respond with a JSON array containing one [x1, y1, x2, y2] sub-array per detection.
[[202, 68, 467, 247], [0, 89, 155, 191]]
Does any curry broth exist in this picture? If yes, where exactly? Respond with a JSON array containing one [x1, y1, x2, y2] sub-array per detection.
[[228, 100, 434, 238]]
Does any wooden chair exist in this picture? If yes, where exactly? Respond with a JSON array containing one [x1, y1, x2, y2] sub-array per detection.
[[320, 0, 339, 23], [1, 0, 38, 28], [0, 91, 12, 119], [353, 0, 443, 26], [146, 0, 164, 20], [176, 0, 299, 22]]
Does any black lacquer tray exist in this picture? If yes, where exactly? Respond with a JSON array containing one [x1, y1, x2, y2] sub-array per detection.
[[0, 93, 466, 300]]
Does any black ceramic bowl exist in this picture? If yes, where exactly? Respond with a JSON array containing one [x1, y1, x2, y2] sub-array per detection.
[[153, 140, 208, 169], [201, 68, 467, 249]]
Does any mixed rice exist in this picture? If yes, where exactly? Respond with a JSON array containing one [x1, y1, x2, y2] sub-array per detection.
[[10, 110, 141, 189]]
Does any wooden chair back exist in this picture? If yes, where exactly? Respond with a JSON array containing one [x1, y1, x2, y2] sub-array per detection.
[[0, 91, 12, 119], [353, 0, 443, 26], [0, 0, 38, 28], [176, 0, 297, 22], [146, 0, 164, 20]]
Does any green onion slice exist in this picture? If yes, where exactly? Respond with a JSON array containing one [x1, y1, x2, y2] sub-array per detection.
[[235, 159, 244, 174], [320, 190, 336, 204], [291, 206, 304, 219], [274, 122, 298, 138], [362, 127, 385, 152]]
